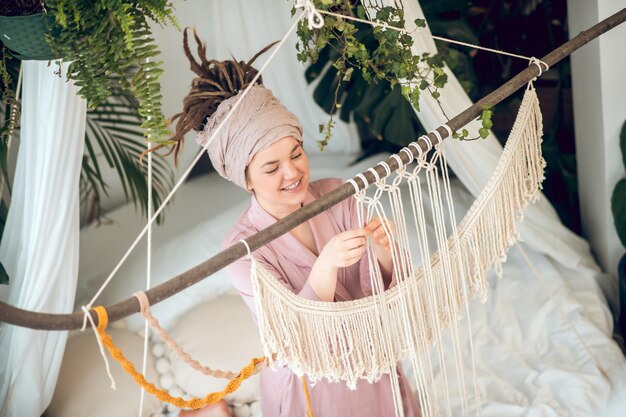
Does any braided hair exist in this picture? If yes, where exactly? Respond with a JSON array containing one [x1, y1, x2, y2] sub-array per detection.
[[160, 28, 277, 162]]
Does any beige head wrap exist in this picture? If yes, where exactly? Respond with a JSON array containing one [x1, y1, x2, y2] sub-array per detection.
[[196, 85, 303, 189]]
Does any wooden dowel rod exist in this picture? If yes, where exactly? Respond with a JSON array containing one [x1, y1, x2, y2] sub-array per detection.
[[1, 7, 625, 331]]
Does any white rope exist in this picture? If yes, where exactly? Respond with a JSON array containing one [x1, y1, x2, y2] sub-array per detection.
[[316, 9, 549, 63], [400, 147, 414, 163], [295, 0, 324, 29], [81, 305, 116, 389], [356, 173, 370, 189], [239, 238, 252, 258], [440, 124, 453, 139], [406, 164, 443, 417], [430, 129, 443, 145], [408, 142, 424, 160], [80, 11, 307, 329], [138, 130, 154, 417], [420, 135, 433, 152], [346, 178, 360, 193], [390, 154, 404, 170], [367, 167, 381, 183], [378, 161, 392, 177], [528, 57, 550, 81]]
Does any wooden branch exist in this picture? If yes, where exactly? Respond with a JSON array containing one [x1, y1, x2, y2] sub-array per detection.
[[1, 7, 625, 331]]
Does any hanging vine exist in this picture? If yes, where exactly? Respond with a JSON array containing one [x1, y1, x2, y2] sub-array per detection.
[[292, 0, 493, 149]]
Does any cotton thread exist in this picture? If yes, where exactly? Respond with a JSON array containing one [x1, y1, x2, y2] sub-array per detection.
[[378, 161, 392, 177], [356, 173, 369, 189], [240, 239, 252, 258], [82, 305, 116, 389], [295, 0, 324, 29], [368, 167, 381, 183], [133, 292, 268, 379], [390, 154, 404, 170], [346, 178, 360, 193], [400, 147, 414, 163], [315, 9, 547, 63], [93, 306, 266, 409], [440, 124, 453, 139], [420, 135, 433, 152], [430, 129, 443, 145]]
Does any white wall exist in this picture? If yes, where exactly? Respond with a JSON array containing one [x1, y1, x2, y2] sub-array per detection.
[[568, 0, 626, 284]]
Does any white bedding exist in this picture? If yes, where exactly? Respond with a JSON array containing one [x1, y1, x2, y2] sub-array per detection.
[[78, 152, 626, 416]]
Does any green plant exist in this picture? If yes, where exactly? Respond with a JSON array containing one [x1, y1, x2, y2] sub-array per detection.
[[0, 0, 179, 144], [0, 58, 175, 285], [611, 119, 626, 248], [46, 0, 178, 143], [295, 0, 491, 153]]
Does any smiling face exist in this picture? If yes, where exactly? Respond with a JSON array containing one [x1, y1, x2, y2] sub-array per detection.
[[246, 136, 310, 219]]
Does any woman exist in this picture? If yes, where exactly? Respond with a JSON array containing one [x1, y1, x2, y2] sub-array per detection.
[[172, 30, 420, 417]]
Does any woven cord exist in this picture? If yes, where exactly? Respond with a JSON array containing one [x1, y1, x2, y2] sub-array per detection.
[[92, 306, 266, 409], [133, 291, 267, 379]]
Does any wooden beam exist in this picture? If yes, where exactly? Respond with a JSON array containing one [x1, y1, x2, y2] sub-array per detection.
[[2, 7, 625, 331]]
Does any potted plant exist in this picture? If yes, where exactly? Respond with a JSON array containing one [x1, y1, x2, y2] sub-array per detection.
[[0, 0, 179, 143], [0, 1, 179, 284]]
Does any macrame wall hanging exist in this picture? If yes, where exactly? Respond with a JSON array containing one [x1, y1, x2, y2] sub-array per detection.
[[4, 4, 624, 417], [250, 82, 544, 417]]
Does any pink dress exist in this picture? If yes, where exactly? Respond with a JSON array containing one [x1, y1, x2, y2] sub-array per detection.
[[223, 178, 421, 417]]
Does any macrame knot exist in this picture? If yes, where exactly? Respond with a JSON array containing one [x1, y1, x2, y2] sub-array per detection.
[[296, 0, 324, 29], [528, 57, 549, 83]]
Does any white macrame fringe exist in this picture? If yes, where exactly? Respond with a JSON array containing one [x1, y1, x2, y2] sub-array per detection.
[[250, 85, 544, 394]]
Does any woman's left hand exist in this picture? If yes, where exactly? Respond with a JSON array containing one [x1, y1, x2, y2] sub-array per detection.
[[364, 217, 394, 251]]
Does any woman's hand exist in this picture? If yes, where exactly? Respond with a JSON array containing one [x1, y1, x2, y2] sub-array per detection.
[[365, 217, 395, 283], [318, 229, 369, 268], [365, 217, 394, 251], [308, 229, 368, 301]]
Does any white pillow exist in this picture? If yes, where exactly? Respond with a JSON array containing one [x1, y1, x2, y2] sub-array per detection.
[[167, 295, 264, 405], [47, 329, 161, 417]]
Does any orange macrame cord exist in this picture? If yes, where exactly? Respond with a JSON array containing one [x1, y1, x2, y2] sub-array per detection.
[[301, 375, 315, 417], [92, 306, 266, 409]]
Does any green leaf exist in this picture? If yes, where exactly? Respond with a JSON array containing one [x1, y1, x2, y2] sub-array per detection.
[[414, 18, 426, 28], [409, 88, 421, 112], [612, 178, 626, 248]]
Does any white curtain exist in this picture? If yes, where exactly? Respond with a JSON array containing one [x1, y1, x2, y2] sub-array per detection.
[[0, 61, 86, 417], [367, 0, 602, 279]]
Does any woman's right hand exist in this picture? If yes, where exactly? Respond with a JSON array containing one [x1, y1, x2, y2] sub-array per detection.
[[317, 229, 369, 268], [308, 229, 368, 301]]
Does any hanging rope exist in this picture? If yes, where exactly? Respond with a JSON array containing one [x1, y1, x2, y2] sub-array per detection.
[[133, 291, 268, 379], [313, 8, 551, 64], [1, 7, 625, 331], [91, 305, 266, 409]]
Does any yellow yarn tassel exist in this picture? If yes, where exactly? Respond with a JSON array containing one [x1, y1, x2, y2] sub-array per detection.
[[93, 306, 266, 409], [301, 375, 315, 417]]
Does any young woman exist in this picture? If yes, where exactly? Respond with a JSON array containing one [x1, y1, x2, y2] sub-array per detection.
[[171, 30, 420, 417]]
